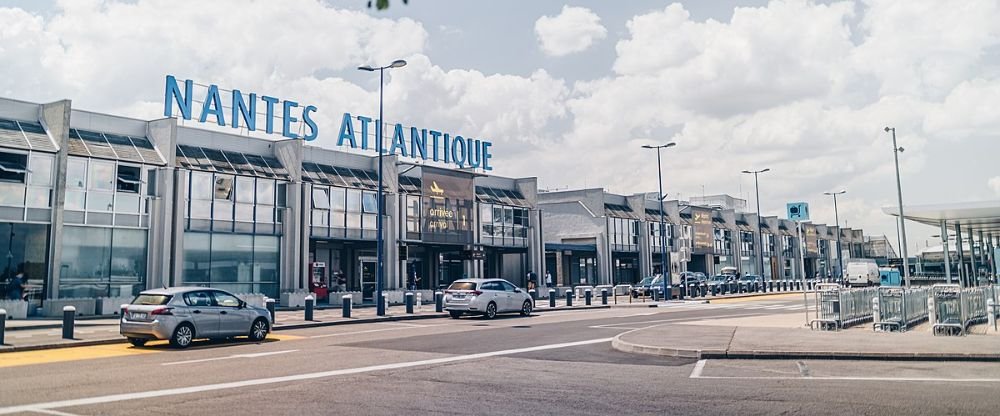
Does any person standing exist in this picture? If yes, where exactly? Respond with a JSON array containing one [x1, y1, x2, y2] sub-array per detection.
[[545, 271, 553, 288], [8, 272, 25, 301], [527, 270, 538, 289]]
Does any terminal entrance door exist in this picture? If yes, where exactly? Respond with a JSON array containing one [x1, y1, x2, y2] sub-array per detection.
[[359, 256, 376, 301]]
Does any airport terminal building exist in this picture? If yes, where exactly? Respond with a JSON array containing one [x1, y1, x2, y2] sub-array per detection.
[[0, 95, 543, 310], [539, 189, 866, 286]]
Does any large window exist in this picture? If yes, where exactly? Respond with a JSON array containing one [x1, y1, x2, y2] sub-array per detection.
[[64, 156, 156, 224], [0, 152, 27, 183], [740, 231, 755, 257], [609, 217, 638, 252], [0, 222, 49, 303], [714, 229, 733, 255], [648, 222, 673, 250], [479, 203, 528, 247], [182, 232, 280, 297], [0, 151, 54, 209], [59, 226, 146, 298], [187, 171, 282, 233], [310, 185, 379, 238]]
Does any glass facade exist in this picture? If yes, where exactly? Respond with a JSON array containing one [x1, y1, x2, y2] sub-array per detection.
[[186, 170, 282, 234], [648, 221, 673, 250], [608, 217, 638, 252], [714, 229, 733, 255], [182, 232, 280, 298], [64, 156, 155, 227], [59, 226, 146, 298], [0, 150, 54, 212], [310, 185, 377, 239], [0, 222, 49, 301], [479, 203, 528, 247]]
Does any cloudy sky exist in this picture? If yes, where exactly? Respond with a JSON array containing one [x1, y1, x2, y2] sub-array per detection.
[[2, 0, 999, 254]]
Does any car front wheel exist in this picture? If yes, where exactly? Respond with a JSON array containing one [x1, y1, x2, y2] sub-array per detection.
[[520, 300, 533, 317], [485, 302, 497, 319], [170, 323, 194, 349], [249, 318, 269, 342]]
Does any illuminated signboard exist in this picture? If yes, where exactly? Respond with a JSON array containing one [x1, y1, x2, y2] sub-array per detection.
[[805, 224, 819, 255], [691, 207, 714, 251], [421, 167, 475, 244]]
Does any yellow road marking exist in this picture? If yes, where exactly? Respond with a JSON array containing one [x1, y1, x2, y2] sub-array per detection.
[[266, 333, 303, 341], [0, 343, 161, 368], [709, 293, 804, 304]]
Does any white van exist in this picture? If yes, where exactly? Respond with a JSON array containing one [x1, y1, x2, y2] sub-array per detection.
[[845, 259, 880, 287]]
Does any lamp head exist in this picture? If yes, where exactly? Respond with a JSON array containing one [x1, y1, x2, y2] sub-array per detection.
[[884, 126, 892, 132], [390, 59, 408, 68]]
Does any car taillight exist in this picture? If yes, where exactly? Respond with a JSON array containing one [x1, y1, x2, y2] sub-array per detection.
[[471, 290, 483, 296], [151, 307, 173, 316]]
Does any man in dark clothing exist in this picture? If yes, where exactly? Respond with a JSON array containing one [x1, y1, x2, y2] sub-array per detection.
[[8, 272, 25, 300]]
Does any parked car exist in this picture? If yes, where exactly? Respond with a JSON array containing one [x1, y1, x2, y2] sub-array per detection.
[[120, 287, 272, 349], [631, 276, 655, 297], [443, 278, 533, 319], [679, 272, 706, 286]]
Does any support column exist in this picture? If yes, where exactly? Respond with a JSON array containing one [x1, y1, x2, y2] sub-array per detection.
[[970, 228, 978, 285], [146, 118, 177, 289], [941, 221, 952, 284], [955, 223, 966, 287], [978, 230, 986, 278], [39, 100, 72, 300]]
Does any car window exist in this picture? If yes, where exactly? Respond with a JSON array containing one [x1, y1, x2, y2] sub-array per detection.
[[131, 294, 171, 305], [183, 291, 213, 307], [480, 282, 500, 291], [500, 281, 517, 292], [448, 282, 477, 291], [212, 291, 242, 308]]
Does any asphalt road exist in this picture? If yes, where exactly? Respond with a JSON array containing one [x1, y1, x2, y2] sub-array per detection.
[[1, 295, 999, 416]]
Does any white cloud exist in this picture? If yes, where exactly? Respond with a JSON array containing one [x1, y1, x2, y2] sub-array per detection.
[[989, 177, 1000, 196], [534, 5, 607, 57]]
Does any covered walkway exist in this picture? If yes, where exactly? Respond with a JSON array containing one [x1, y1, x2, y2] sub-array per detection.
[[884, 200, 1000, 287]]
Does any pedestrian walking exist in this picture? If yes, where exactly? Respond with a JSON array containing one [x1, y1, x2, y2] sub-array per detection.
[[8, 272, 25, 301], [335, 272, 347, 292]]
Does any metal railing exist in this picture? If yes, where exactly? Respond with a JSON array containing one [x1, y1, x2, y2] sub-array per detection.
[[873, 287, 928, 332], [931, 284, 995, 336], [811, 284, 877, 331]]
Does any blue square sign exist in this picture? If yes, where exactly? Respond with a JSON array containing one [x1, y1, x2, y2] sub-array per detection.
[[787, 202, 810, 221]]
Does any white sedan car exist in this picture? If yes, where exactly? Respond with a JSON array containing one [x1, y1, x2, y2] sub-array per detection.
[[443, 278, 533, 319]]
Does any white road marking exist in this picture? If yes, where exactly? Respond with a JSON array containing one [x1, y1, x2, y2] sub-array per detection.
[[689, 359, 707, 378], [28, 409, 82, 416], [689, 375, 1000, 383], [0, 337, 613, 415], [588, 313, 763, 329], [161, 350, 298, 366], [377, 322, 431, 328]]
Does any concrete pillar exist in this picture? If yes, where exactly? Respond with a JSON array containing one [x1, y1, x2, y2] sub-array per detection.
[[146, 118, 177, 289], [39, 100, 72, 300], [955, 223, 966, 287], [274, 140, 304, 292]]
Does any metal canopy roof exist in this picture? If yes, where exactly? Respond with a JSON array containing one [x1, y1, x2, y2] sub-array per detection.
[[883, 200, 1000, 234]]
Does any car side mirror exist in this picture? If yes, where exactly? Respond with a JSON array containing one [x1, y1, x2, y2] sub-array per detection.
[[239, 300, 247, 309], [514, 288, 522, 293]]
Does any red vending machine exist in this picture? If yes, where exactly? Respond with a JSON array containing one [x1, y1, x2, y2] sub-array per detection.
[[309, 262, 328, 301]]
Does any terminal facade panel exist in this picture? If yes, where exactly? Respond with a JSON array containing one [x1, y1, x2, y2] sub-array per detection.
[[0, 96, 542, 310]]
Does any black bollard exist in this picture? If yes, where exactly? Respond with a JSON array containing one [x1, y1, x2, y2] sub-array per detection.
[[62, 305, 75, 339], [585, 289, 592, 306], [566, 290, 573, 307], [711, 284, 718, 296], [265, 298, 276, 323], [435, 291, 444, 312], [0, 308, 6, 345], [601, 289, 608, 305], [652, 287, 659, 302], [549, 289, 556, 308], [304, 295, 314, 321], [405, 292, 414, 314], [342, 294, 352, 318]]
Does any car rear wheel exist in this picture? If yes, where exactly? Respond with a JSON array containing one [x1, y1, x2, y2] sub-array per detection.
[[520, 300, 532, 317], [170, 323, 194, 349], [127, 337, 147, 347], [449, 311, 462, 319], [249, 318, 269, 342], [485, 302, 497, 319]]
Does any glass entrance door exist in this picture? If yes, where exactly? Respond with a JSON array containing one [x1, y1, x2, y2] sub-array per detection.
[[359, 256, 376, 301]]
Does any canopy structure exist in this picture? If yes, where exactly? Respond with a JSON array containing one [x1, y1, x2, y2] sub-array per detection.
[[883, 200, 999, 285]]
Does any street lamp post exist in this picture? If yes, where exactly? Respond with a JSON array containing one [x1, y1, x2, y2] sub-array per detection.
[[824, 190, 846, 281], [741, 169, 770, 282], [643, 143, 676, 300], [359, 59, 407, 316], [885, 127, 910, 288]]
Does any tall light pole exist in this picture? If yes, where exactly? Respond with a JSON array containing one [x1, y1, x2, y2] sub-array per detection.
[[824, 190, 846, 281], [741, 169, 769, 281], [359, 59, 407, 316], [643, 142, 676, 300], [885, 126, 910, 288]]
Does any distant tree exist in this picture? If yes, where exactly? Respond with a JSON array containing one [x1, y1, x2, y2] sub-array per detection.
[[368, 0, 408, 10]]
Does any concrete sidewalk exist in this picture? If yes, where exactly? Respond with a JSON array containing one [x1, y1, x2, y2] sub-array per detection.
[[612, 314, 1000, 361], [0, 303, 609, 353]]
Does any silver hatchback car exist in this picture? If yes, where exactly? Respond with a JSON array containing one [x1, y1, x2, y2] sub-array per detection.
[[120, 287, 272, 348], [443, 278, 533, 319]]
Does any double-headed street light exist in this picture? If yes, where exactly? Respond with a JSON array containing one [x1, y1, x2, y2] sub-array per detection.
[[741, 169, 769, 282], [824, 190, 846, 281], [642, 142, 676, 300], [358, 59, 407, 316], [884, 126, 910, 288]]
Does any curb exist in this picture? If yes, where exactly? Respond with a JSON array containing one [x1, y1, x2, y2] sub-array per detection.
[[610, 331, 1000, 362], [0, 304, 609, 354]]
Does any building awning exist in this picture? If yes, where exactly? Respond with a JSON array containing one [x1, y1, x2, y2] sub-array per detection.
[[883, 200, 1000, 235], [605, 203, 639, 219], [70, 129, 165, 165], [545, 243, 597, 252], [477, 186, 530, 207], [644, 208, 672, 223], [0, 118, 58, 153], [177, 145, 287, 179], [301, 161, 376, 190]]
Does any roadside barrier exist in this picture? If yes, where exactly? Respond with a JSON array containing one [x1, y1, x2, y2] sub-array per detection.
[[62, 305, 75, 339], [601, 288, 608, 305], [585, 289, 593, 306], [549, 289, 556, 307], [405, 292, 414, 314], [873, 287, 928, 332], [435, 291, 444, 312], [304, 295, 315, 321], [0, 308, 6, 345], [811, 284, 877, 331], [932, 284, 990, 336], [565, 291, 573, 307], [265, 298, 276, 323], [342, 294, 352, 318]]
